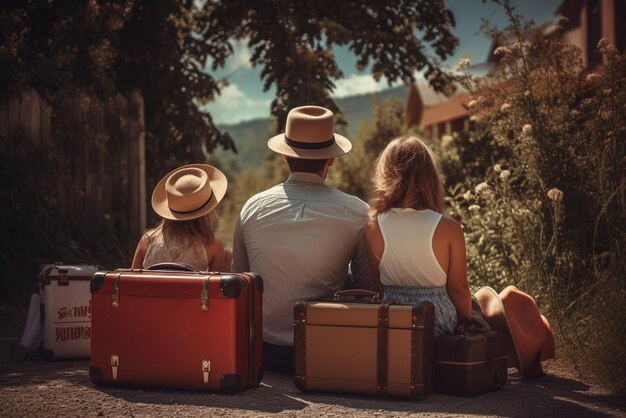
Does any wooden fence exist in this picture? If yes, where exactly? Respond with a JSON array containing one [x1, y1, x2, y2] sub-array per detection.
[[0, 89, 146, 238]]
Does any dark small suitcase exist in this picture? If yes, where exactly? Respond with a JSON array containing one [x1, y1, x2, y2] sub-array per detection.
[[434, 316, 509, 396], [89, 263, 263, 393], [294, 290, 434, 399]]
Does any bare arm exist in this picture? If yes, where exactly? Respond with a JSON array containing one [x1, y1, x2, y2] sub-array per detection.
[[206, 238, 225, 272], [351, 225, 376, 291], [446, 221, 472, 322], [231, 215, 250, 273], [131, 234, 150, 269], [364, 216, 385, 295]]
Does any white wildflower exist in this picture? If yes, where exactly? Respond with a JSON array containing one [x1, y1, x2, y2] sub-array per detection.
[[441, 135, 453, 146], [469, 205, 481, 212], [512, 41, 527, 51], [470, 115, 479, 122], [475, 182, 489, 194], [475, 182, 494, 201], [557, 16, 569, 27], [456, 58, 471, 71], [493, 164, 502, 173], [522, 124, 533, 136], [524, 90, 531, 97], [547, 188, 564, 202], [585, 73, 600, 83], [500, 103, 511, 112], [499, 170, 511, 181], [468, 100, 478, 109], [463, 191, 472, 201], [493, 46, 511, 57]]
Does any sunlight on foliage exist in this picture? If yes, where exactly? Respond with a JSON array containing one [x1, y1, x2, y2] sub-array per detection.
[[438, 3, 625, 393]]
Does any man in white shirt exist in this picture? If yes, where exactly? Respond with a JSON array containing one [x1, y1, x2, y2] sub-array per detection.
[[232, 105, 375, 373]]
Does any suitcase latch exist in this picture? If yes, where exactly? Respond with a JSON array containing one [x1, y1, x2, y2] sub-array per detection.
[[112, 273, 121, 307], [201, 277, 209, 310], [58, 269, 69, 286], [202, 359, 211, 384], [111, 354, 119, 381]]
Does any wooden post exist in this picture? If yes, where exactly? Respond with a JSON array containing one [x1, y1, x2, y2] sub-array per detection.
[[132, 90, 147, 234]]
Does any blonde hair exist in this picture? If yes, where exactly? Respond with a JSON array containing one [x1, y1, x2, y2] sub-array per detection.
[[147, 211, 219, 248], [371, 136, 445, 215]]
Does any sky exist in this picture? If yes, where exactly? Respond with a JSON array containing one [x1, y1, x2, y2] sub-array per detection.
[[202, 0, 564, 125]]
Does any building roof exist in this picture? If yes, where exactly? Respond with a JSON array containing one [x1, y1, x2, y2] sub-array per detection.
[[420, 92, 472, 127]]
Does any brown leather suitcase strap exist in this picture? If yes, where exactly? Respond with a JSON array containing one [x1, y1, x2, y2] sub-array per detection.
[[377, 302, 392, 397], [293, 300, 308, 390], [410, 303, 424, 398]]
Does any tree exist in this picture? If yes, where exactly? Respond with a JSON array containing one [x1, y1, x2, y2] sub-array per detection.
[[329, 97, 407, 200], [201, 0, 458, 129], [2, 1, 458, 181]]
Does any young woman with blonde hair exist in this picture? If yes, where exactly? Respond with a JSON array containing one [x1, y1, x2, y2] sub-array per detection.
[[131, 164, 230, 272], [365, 136, 471, 336]]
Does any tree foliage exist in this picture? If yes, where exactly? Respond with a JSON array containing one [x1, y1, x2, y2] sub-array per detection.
[[1, 0, 458, 182], [203, 0, 458, 129], [329, 97, 408, 200]]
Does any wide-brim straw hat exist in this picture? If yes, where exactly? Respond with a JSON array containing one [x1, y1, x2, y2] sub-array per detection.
[[475, 286, 555, 378], [151, 164, 227, 221], [267, 105, 352, 159]]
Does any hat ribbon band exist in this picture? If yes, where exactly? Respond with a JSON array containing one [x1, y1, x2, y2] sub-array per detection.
[[170, 191, 213, 214], [284, 135, 335, 150]]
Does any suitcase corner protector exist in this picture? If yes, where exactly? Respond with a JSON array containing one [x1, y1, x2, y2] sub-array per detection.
[[219, 374, 242, 394], [89, 366, 104, 385], [219, 276, 244, 298], [294, 375, 307, 391], [90, 272, 107, 293], [43, 349, 54, 361]]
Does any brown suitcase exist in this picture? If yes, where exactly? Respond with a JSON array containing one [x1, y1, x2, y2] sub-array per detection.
[[294, 290, 434, 399], [434, 317, 509, 396]]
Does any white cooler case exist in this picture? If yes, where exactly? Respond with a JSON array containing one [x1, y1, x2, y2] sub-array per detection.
[[39, 264, 102, 360]]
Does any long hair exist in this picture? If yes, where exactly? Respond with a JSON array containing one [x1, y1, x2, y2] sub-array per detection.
[[371, 136, 445, 215], [147, 211, 219, 248]]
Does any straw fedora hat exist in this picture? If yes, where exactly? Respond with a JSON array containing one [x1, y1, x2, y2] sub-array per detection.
[[267, 105, 352, 159], [475, 286, 555, 377], [151, 164, 227, 221]]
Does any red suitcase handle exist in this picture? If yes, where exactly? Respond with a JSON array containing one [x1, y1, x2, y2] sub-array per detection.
[[146, 262, 197, 272]]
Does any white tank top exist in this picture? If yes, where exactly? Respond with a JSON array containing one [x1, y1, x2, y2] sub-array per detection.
[[142, 230, 209, 272], [377, 208, 447, 287]]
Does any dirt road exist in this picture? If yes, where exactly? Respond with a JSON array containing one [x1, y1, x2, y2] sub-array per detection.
[[1, 299, 624, 417]]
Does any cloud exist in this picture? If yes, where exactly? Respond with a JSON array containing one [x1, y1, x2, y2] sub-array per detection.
[[226, 39, 252, 72], [205, 39, 252, 75], [332, 74, 404, 98], [200, 83, 271, 125]]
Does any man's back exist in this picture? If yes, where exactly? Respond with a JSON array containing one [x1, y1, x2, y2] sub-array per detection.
[[232, 172, 374, 346]]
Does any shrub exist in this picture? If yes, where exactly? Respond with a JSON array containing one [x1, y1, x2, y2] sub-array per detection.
[[438, 3, 626, 393]]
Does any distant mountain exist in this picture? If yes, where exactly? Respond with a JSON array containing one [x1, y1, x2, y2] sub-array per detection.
[[212, 85, 408, 172]]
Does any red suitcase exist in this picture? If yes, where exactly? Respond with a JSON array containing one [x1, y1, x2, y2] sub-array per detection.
[[89, 263, 263, 393]]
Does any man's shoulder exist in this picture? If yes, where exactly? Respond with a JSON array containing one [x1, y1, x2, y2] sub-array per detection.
[[240, 181, 369, 218], [239, 183, 285, 212], [325, 187, 370, 214]]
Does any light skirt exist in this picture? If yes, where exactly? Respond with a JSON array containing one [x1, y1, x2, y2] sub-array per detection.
[[383, 285, 456, 337]]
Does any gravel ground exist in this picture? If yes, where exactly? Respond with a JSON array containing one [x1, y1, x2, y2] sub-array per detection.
[[1, 297, 625, 418]]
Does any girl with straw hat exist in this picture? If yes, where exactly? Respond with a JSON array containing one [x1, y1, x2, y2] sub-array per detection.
[[131, 164, 230, 272]]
